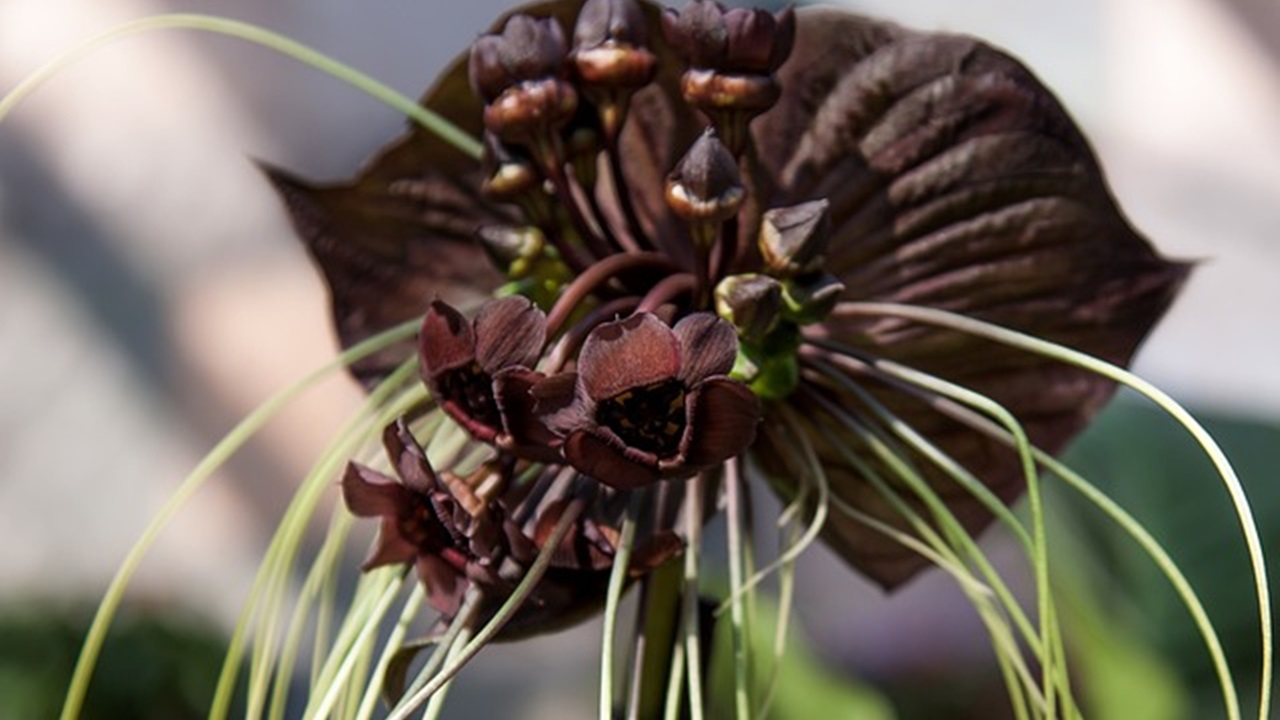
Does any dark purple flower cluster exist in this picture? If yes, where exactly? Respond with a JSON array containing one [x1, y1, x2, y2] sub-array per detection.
[[266, 0, 1184, 637]]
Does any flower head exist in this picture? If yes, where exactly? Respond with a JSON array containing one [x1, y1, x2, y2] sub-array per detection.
[[269, 0, 1186, 639]]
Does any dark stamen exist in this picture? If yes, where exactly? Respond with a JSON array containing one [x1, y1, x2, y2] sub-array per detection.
[[437, 362, 502, 429], [598, 379, 687, 457]]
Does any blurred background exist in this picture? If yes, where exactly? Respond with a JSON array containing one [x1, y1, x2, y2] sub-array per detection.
[[1, 0, 1277, 717]]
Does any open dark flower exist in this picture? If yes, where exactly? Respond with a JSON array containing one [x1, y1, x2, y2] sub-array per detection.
[[269, 0, 1185, 636], [343, 418, 681, 637], [537, 312, 760, 489], [417, 295, 559, 459]]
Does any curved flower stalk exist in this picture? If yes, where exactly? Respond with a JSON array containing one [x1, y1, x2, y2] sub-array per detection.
[[16, 2, 1268, 720]]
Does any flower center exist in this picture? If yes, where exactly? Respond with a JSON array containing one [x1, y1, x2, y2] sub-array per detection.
[[597, 379, 687, 457], [437, 362, 501, 430]]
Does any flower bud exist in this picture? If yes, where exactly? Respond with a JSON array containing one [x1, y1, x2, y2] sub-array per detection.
[[469, 15, 569, 102], [572, 0, 658, 90], [663, 2, 794, 73], [782, 272, 845, 325], [481, 136, 540, 201], [759, 199, 832, 277], [715, 273, 783, 342], [665, 129, 744, 224], [663, 2, 795, 148], [470, 15, 579, 143]]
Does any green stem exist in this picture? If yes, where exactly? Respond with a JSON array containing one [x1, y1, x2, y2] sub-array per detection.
[[682, 473, 707, 720], [723, 460, 752, 720], [600, 494, 642, 720]]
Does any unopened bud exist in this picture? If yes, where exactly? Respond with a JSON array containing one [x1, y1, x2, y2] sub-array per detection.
[[782, 272, 844, 325], [665, 129, 744, 224], [572, 0, 657, 90], [715, 273, 782, 342], [759, 200, 831, 277]]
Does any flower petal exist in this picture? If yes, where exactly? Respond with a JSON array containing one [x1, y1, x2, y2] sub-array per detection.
[[677, 377, 760, 470], [532, 499, 615, 571], [563, 430, 660, 490], [362, 518, 420, 571], [382, 419, 439, 494], [494, 367, 563, 461], [341, 461, 413, 518], [578, 313, 681, 400], [418, 300, 476, 378], [531, 370, 589, 438], [672, 312, 738, 385], [474, 296, 547, 373], [628, 531, 685, 576], [417, 554, 469, 618]]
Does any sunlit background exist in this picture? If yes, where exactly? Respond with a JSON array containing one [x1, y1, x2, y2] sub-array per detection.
[[1, 0, 1277, 717]]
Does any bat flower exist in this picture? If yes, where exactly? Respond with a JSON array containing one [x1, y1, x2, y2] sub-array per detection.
[[417, 295, 560, 460], [342, 419, 681, 638], [269, 0, 1186, 597], [535, 312, 760, 490]]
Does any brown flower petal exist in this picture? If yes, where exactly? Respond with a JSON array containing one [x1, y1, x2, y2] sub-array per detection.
[[578, 313, 681, 401], [417, 554, 469, 617], [672, 312, 738, 386], [419, 300, 477, 376], [341, 462, 413, 518], [493, 367, 562, 460], [382, 420, 439, 494], [364, 519, 421, 571], [563, 430, 661, 489], [473, 296, 547, 373], [677, 378, 760, 468], [531, 370, 587, 433]]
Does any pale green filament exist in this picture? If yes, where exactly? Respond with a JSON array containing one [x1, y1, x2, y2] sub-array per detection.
[[0, 14, 482, 159], [682, 473, 707, 720], [386, 498, 587, 719], [723, 459, 753, 720], [801, 352, 1075, 710], [600, 495, 641, 720], [833, 301, 1266, 720], [58, 318, 418, 720], [789, 396, 1055, 714]]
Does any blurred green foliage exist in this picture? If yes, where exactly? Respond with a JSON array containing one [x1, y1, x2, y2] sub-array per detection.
[[0, 604, 233, 720]]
